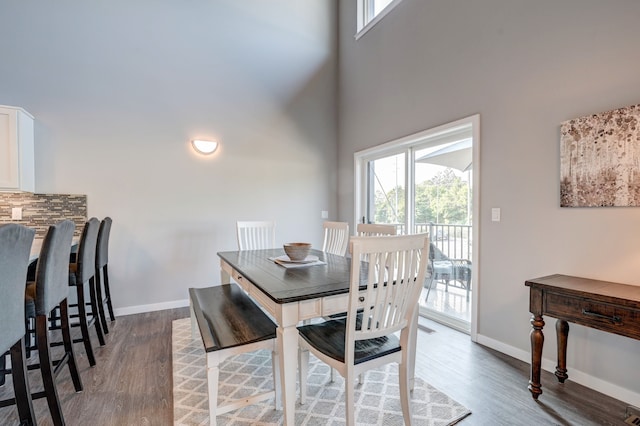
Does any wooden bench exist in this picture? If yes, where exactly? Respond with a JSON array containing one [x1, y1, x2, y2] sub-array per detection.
[[189, 284, 280, 425]]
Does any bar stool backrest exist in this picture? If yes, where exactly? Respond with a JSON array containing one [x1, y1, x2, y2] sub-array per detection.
[[34, 220, 75, 315], [96, 217, 112, 269], [0, 224, 35, 351], [75, 218, 100, 283]]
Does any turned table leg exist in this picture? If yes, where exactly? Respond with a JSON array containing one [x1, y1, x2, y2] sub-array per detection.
[[528, 314, 545, 399], [555, 319, 569, 383]]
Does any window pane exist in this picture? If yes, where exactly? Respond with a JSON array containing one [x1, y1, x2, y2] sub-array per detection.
[[413, 144, 472, 260], [374, 0, 394, 16], [366, 153, 405, 228]]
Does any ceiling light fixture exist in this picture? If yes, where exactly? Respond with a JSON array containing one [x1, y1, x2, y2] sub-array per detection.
[[191, 139, 219, 155]]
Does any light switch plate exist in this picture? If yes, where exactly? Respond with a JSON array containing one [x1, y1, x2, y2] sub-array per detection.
[[321, 211, 329, 219], [11, 207, 22, 220], [491, 208, 500, 222]]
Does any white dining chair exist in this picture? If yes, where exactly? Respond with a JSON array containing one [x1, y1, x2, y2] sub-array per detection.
[[236, 221, 276, 250], [321, 221, 349, 256], [356, 223, 397, 268], [297, 234, 430, 426], [325, 222, 397, 383], [356, 222, 397, 237]]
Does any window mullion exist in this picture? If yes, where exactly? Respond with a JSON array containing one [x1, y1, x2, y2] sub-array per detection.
[[362, 0, 371, 22], [406, 147, 415, 235]]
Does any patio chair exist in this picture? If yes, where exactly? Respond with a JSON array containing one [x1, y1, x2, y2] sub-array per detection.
[[425, 243, 472, 302]]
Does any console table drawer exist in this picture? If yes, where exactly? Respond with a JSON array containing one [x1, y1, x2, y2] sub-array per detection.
[[545, 292, 640, 339]]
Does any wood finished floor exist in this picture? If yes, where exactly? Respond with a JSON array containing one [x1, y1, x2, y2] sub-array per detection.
[[0, 307, 632, 425]]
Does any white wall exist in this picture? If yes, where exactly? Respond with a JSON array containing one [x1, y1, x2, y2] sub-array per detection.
[[338, 0, 640, 404], [0, 1, 338, 312]]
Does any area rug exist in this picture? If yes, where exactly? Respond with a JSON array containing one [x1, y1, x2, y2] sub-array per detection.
[[172, 318, 471, 425]]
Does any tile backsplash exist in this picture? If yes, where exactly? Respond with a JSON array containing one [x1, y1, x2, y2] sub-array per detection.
[[0, 193, 87, 238]]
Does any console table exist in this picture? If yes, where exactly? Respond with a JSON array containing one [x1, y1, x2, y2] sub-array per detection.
[[525, 274, 640, 399]]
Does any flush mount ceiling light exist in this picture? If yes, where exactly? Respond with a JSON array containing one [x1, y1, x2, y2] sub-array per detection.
[[191, 139, 219, 155]]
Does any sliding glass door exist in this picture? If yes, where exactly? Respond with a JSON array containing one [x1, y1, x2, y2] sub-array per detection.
[[355, 116, 478, 334]]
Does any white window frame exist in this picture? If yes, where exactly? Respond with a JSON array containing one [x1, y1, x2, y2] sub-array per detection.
[[356, 0, 404, 40]]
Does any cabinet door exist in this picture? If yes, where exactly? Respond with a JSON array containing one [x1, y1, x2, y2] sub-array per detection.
[[0, 106, 34, 192], [0, 107, 19, 189]]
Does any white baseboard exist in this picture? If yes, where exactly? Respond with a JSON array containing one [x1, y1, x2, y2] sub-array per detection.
[[114, 298, 189, 317], [476, 333, 640, 407]]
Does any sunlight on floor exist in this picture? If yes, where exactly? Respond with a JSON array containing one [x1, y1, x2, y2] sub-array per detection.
[[419, 282, 471, 331]]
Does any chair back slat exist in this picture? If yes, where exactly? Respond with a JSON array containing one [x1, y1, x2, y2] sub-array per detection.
[[347, 234, 429, 351], [236, 221, 275, 250], [322, 221, 349, 256], [0, 224, 35, 351]]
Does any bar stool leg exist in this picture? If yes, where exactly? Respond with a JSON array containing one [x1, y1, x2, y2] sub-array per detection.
[[88, 277, 106, 346], [75, 283, 96, 367], [60, 300, 83, 391], [10, 337, 36, 426], [37, 314, 65, 426], [0, 353, 5, 386], [95, 271, 109, 334], [103, 266, 115, 322]]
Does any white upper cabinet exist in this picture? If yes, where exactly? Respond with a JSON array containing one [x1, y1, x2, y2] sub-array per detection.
[[0, 105, 35, 192]]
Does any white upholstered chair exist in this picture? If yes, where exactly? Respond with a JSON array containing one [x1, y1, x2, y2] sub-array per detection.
[[297, 234, 430, 426], [321, 221, 349, 256], [236, 221, 276, 250]]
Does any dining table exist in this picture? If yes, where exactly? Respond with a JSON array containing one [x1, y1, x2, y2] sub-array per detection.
[[217, 248, 420, 426]]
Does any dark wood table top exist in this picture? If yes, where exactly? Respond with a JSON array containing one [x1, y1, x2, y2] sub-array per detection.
[[525, 274, 640, 307], [218, 248, 360, 304]]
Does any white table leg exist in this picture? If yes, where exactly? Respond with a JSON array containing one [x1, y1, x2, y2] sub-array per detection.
[[277, 306, 299, 426], [220, 265, 231, 285], [190, 300, 198, 340]]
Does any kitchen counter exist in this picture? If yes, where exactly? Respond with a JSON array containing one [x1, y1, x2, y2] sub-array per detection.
[[30, 237, 79, 262]]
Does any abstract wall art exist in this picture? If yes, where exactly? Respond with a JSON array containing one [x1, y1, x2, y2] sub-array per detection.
[[560, 103, 640, 207]]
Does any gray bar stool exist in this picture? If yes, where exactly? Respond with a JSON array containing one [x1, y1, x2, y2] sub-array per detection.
[[68, 217, 105, 367], [95, 217, 114, 334], [0, 223, 37, 425], [24, 220, 83, 425]]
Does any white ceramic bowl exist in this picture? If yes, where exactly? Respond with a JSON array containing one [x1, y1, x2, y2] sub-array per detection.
[[283, 242, 312, 261]]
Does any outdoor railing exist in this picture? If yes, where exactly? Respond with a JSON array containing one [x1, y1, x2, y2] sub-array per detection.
[[392, 222, 472, 261]]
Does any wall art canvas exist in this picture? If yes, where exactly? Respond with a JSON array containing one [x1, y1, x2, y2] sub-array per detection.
[[560, 104, 640, 207]]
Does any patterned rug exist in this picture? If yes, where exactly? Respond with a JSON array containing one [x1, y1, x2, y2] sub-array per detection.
[[172, 318, 471, 425]]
